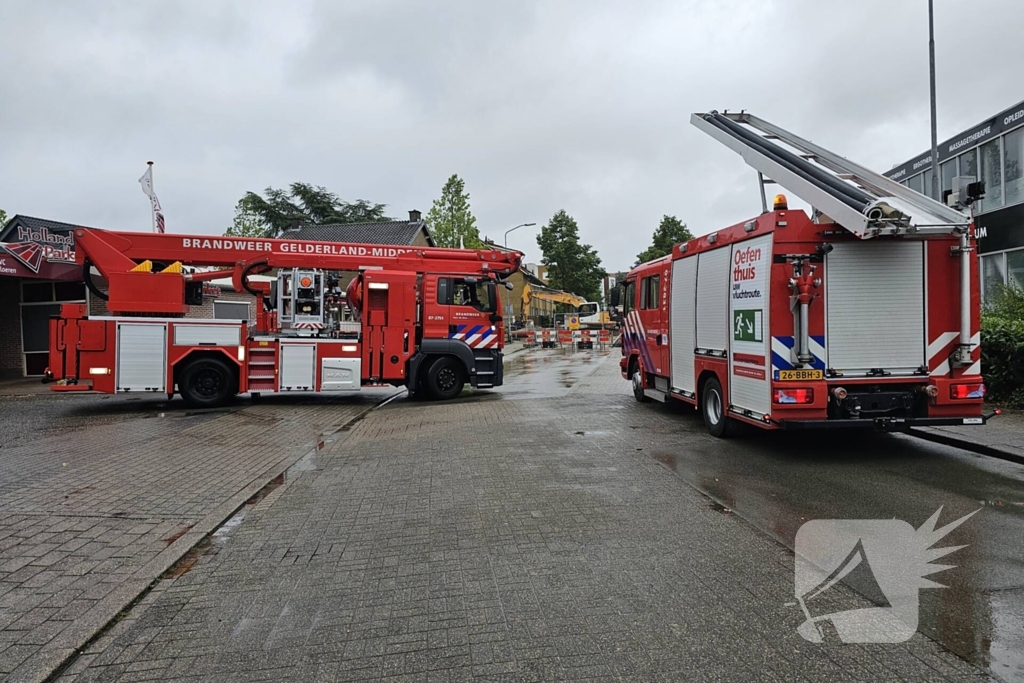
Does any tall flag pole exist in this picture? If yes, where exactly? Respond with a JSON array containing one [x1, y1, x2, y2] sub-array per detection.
[[138, 161, 165, 233]]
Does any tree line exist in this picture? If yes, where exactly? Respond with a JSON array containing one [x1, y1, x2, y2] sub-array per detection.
[[222, 176, 690, 303]]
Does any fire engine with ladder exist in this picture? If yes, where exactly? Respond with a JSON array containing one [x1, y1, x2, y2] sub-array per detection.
[[45, 229, 521, 406], [622, 110, 996, 436]]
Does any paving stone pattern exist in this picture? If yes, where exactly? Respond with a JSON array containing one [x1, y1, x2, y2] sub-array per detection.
[[62, 359, 988, 682], [0, 393, 393, 681]]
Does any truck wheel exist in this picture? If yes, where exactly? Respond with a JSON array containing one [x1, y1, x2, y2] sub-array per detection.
[[701, 377, 732, 438], [631, 366, 650, 403], [426, 357, 465, 401], [180, 357, 235, 408]]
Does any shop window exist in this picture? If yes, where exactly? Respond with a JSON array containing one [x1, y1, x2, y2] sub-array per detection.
[[908, 173, 924, 195], [979, 138, 1003, 212], [1007, 250, 1024, 292], [959, 149, 977, 181], [981, 253, 1006, 302], [214, 300, 250, 320], [922, 168, 937, 200], [1003, 128, 1024, 206], [54, 281, 86, 301], [941, 158, 957, 198], [22, 282, 54, 303]]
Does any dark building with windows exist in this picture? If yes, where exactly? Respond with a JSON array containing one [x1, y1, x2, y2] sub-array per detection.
[[884, 98, 1024, 300]]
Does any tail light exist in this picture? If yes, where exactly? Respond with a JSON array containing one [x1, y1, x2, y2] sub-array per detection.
[[774, 388, 814, 404], [950, 383, 985, 400]]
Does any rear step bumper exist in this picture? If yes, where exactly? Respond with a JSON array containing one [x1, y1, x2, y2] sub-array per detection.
[[778, 411, 997, 431]]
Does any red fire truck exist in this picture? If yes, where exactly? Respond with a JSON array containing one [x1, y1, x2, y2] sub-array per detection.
[[45, 228, 521, 406], [622, 111, 994, 436]]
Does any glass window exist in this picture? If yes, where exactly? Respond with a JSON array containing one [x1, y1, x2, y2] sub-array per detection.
[[53, 281, 86, 302], [436, 277, 448, 305], [214, 301, 250, 320], [922, 168, 937, 200], [908, 173, 924, 195], [22, 282, 53, 303], [980, 138, 1003, 212], [622, 280, 636, 314], [982, 253, 1006, 301], [21, 304, 61, 352], [445, 278, 494, 312], [959, 149, 977, 180], [1008, 250, 1024, 291], [577, 302, 598, 317], [941, 158, 957, 199], [1004, 128, 1024, 206], [640, 275, 660, 309]]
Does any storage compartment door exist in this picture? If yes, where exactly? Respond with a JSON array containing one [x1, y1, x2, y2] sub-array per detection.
[[670, 256, 697, 394], [728, 235, 772, 415], [280, 343, 315, 391], [116, 323, 167, 392], [825, 241, 925, 376], [695, 248, 730, 353]]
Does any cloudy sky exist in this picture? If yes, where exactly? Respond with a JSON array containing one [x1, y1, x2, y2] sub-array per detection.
[[1, 0, 1020, 271]]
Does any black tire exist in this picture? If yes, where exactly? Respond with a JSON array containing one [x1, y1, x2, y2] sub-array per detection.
[[425, 356, 465, 401], [701, 377, 732, 438], [179, 357, 236, 408], [631, 363, 650, 403]]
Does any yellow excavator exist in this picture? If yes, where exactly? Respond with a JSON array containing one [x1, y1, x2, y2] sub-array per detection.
[[521, 284, 611, 330]]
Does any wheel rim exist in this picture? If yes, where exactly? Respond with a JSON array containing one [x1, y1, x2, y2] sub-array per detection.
[[707, 389, 722, 424], [437, 366, 458, 393], [193, 369, 224, 398], [632, 370, 643, 395]]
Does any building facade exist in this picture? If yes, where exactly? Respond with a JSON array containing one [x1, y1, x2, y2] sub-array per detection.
[[884, 98, 1024, 300]]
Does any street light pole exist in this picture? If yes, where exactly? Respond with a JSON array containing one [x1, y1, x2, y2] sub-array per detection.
[[928, 0, 940, 201], [504, 222, 536, 248]]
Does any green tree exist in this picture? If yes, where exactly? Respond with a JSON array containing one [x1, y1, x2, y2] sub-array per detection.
[[536, 210, 604, 301], [426, 174, 482, 248], [0, 208, 7, 228], [635, 214, 693, 265], [224, 201, 268, 237], [224, 183, 389, 237]]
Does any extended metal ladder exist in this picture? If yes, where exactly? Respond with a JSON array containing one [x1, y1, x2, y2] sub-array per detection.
[[691, 111, 971, 239]]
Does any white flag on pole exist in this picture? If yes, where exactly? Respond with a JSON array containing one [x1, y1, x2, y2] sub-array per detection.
[[139, 164, 165, 233]]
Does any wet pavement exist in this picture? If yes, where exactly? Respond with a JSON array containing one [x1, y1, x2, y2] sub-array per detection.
[[496, 346, 612, 400], [5, 346, 1024, 681], [630, 397, 1024, 681]]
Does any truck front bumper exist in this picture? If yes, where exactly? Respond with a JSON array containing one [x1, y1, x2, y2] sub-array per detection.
[[778, 411, 998, 431]]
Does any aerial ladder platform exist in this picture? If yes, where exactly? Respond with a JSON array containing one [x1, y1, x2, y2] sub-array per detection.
[[691, 110, 972, 239]]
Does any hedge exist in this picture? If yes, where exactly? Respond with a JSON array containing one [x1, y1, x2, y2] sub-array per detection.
[[981, 315, 1024, 407]]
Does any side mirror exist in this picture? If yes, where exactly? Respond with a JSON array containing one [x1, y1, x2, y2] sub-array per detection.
[[489, 313, 503, 323], [609, 286, 621, 308]]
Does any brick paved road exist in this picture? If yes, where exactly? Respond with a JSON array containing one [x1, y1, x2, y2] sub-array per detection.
[[59, 356, 987, 682], [0, 391, 397, 682]]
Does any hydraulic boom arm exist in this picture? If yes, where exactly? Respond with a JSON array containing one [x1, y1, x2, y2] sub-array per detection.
[[72, 228, 522, 315]]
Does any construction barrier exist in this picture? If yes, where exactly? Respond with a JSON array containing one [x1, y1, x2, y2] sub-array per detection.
[[557, 330, 572, 347], [598, 329, 611, 347], [578, 329, 594, 349], [541, 328, 558, 348], [524, 330, 537, 347]]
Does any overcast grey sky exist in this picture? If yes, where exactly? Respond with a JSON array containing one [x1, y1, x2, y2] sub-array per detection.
[[1, 0, 1020, 271]]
